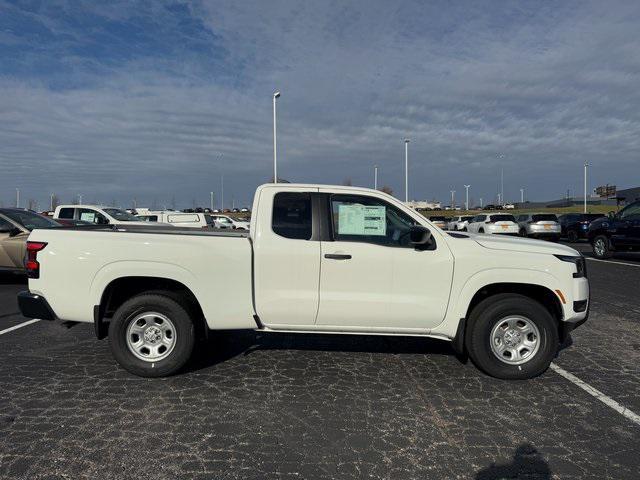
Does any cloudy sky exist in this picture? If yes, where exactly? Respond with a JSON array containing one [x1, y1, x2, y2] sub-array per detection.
[[1, 0, 639, 209]]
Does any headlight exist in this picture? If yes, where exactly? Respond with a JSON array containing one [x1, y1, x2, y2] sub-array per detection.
[[554, 254, 587, 278]]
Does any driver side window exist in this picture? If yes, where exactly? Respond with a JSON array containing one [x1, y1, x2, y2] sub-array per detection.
[[330, 195, 418, 247], [620, 202, 640, 220]]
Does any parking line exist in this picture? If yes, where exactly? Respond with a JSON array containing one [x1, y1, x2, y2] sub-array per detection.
[[586, 258, 640, 268], [0, 319, 40, 336], [550, 363, 640, 426]]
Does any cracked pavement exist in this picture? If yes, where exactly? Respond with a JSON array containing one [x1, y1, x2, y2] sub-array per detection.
[[1, 245, 639, 479]]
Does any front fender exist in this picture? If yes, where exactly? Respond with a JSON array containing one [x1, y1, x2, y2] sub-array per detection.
[[453, 268, 561, 321]]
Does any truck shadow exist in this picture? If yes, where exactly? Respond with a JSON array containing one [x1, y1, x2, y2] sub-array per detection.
[[475, 443, 552, 479], [186, 330, 458, 373]]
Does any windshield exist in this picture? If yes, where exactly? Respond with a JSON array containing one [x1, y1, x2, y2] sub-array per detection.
[[2, 210, 60, 230], [462, 216, 474, 221], [532, 214, 558, 222], [103, 208, 139, 221], [429, 216, 446, 221], [490, 215, 516, 222]]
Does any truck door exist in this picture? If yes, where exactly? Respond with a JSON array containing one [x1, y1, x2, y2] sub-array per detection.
[[315, 192, 454, 330], [618, 202, 640, 246], [253, 188, 321, 326]]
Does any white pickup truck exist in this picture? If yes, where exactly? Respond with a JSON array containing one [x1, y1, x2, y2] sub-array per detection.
[[18, 184, 589, 379]]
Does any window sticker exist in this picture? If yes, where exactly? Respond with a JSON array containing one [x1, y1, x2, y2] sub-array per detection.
[[80, 212, 96, 222], [338, 204, 386, 236]]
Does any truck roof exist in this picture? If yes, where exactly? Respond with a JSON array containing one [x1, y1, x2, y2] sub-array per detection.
[[257, 183, 395, 196]]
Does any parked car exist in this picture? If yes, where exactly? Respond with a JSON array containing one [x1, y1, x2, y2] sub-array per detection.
[[447, 216, 474, 231], [19, 183, 589, 380], [428, 216, 447, 229], [588, 201, 640, 259], [137, 211, 213, 229], [515, 214, 561, 241], [558, 213, 605, 242], [466, 214, 519, 235], [209, 214, 250, 230], [54, 205, 150, 226], [0, 208, 61, 273]]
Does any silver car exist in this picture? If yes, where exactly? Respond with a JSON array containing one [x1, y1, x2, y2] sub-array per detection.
[[516, 213, 561, 241]]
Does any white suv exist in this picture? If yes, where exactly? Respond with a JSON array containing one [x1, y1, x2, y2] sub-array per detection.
[[467, 214, 519, 235], [447, 215, 474, 231], [516, 213, 561, 241]]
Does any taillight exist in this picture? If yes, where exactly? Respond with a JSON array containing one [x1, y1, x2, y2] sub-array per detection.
[[25, 241, 47, 279]]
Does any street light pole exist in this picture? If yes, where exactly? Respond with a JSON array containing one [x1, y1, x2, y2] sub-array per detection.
[[464, 185, 471, 211], [78, 194, 82, 204], [210, 192, 214, 211], [520, 188, 524, 203], [450, 190, 456, 209], [50, 193, 54, 210], [374, 165, 378, 190], [404, 139, 410, 203], [273, 91, 281, 183], [16, 188, 19, 208], [221, 175, 224, 211], [583, 162, 589, 213]]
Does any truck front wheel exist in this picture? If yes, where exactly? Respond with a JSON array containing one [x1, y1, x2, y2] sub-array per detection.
[[108, 293, 195, 377], [592, 235, 613, 259], [465, 294, 558, 380]]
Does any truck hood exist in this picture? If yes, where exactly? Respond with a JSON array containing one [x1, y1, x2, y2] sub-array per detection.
[[470, 233, 579, 256]]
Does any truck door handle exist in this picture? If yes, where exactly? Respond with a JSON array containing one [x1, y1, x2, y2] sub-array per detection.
[[324, 254, 352, 260]]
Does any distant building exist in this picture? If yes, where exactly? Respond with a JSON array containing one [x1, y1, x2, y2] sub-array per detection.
[[406, 200, 442, 210], [616, 186, 640, 204]]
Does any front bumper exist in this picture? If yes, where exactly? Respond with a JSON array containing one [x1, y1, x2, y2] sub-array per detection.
[[17, 291, 56, 321]]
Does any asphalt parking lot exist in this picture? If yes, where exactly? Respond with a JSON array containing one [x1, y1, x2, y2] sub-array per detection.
[[1, 242, 639, 480]]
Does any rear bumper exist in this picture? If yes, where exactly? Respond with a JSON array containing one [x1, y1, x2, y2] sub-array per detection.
[[17, 291, 56, 321], [528, 232, 560, 239]]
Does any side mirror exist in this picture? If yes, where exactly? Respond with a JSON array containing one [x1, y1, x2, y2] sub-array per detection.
[[409, 226, 432, 246], [9, 227, 21, 237], [608, 211, 616, 219]]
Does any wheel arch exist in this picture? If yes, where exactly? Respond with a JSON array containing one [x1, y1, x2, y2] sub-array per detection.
[[95, 276, 207, 340]]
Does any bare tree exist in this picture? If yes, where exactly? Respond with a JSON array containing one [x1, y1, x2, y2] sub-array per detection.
[[380, 185, 393, 195], [51, 194, 59, 210], [342, 177, 353, 186], [27, 199, 38, 211]]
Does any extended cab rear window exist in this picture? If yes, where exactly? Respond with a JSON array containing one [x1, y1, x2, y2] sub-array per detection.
[[272, 193, 312, 240]]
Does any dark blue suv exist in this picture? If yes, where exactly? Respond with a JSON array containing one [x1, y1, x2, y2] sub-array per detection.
[[588, 201, 640, 259]]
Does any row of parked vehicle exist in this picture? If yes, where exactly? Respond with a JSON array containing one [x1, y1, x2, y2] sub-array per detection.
[[48, 204, 250, 230], [426, 201, 640, 260]]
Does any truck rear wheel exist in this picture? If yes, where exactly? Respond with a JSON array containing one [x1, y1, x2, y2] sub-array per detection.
[[108, 293, 195, 377], [465, 293, 558, 380]]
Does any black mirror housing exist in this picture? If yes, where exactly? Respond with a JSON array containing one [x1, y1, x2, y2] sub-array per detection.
[[409, 226, 432, 246], [9, 227, 22, 237]]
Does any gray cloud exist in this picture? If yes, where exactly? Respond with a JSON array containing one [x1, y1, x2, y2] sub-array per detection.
[[1, 0, 639, 209]]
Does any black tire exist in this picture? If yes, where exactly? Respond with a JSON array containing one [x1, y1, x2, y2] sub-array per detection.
[[478, 228, 485, 234], [567, 230, 578, 243], [592, 234, 613, 259], [465, 293, 558, 380], [108, 293, 196, 377], [519, 228, 527, 237]]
